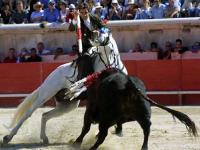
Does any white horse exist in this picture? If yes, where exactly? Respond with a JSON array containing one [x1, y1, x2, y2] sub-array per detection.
[[3, 62, 80, 144], [2, 33, 127, 144], [88, 33, 127, 74]]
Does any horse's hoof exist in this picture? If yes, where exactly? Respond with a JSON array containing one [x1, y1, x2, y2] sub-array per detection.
[[74, 136, 83, 144], [42, 137, 49, 144], [115, 130, 123, 137], [111, 129, 123, 137], [72, 141, 81, 149], [141, 147, 148, 150], [95, 133, 99, 139], [89, 146, 97, 150], [3, 135, 11, 144]]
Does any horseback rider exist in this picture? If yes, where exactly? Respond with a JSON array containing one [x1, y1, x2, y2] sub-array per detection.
[[68, 3, 127, 136], [68, 2, 109, 55], [68, 2, 127, 79]]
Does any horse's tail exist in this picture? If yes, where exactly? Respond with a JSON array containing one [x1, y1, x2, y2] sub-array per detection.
[[7, 89, 39, 129], [138, 90, 198, 137]]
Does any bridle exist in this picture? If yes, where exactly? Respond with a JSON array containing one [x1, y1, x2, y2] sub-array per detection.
[[66, 33, 126, 84], [90, 38, 126, 72]]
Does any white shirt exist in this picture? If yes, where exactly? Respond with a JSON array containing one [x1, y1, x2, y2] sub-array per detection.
[[83, 17, 92, 31]]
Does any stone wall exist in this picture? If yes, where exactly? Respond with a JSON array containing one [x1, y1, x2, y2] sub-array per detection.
[[0, 18, 199, 60]]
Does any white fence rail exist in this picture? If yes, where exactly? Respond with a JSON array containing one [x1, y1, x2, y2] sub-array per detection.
[[1, 91, 200, 105]]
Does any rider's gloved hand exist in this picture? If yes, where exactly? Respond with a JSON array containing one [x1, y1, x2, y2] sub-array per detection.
[[92, 30, 100, 37]]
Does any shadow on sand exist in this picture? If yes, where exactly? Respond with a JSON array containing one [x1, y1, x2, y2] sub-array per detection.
[[0, 142, 79, 150]]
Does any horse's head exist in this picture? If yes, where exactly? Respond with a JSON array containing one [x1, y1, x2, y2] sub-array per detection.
[[88, 34, 128, 74], [89, 27, 110, 47], [85, 27, 128, 74], [77, 54, 95, 80]]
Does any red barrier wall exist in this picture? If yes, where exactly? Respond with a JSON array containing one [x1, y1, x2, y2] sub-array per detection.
[[0, 60, 200, 106], [181, 60, 200, 90], [135, 60, 181, 90], [0, 63, 42, 93]]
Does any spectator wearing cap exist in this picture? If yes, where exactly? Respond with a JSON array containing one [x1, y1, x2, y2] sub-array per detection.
[[10, 0, 29, 24], [91, 2, 106, 19], [150, 0, 166, 19], [30, 1, 44, 23], [43, 0, 60, 22], [66, 4, 76, 23], [123, 0, 139, 20], [59, 0, 69, 22], [108, 0, 123, 20], [28, 0, 40, 16], [39, 0, 58, 9]]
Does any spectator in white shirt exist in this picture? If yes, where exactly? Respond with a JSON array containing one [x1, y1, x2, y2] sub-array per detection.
[[59, 0, 69, 22]]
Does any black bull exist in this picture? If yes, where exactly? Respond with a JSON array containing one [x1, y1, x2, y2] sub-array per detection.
[[73, 68, 198, 150]]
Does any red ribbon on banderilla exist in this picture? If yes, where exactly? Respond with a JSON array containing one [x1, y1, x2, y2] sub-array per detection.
[[76, 11, 83, 54], [66, 71, 101, 101]]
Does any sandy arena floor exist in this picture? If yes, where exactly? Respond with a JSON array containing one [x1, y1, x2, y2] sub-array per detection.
[[0, 106, 199, 150]]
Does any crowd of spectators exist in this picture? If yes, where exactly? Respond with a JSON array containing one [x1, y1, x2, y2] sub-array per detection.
[[0, 39, 199, 63], [0, 0, 199, 63], [128, 39, 200, 59], [0, 42, 79, 63], [0, 0, 199, 24]]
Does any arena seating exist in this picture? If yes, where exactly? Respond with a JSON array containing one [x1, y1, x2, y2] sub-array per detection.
[[181, 51, 200, 59], [42, 54, 77, 62], [120, 52, 158, 60], [171, 51, 200, 60], [41, 51, 200, 62]]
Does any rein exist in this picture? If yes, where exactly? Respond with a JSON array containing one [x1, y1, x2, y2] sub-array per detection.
[[94, 42, 126, 73]]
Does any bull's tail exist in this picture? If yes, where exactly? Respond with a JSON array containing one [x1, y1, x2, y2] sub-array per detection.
[[138, 90, 198, 137], [7, 89, 39, 129]]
